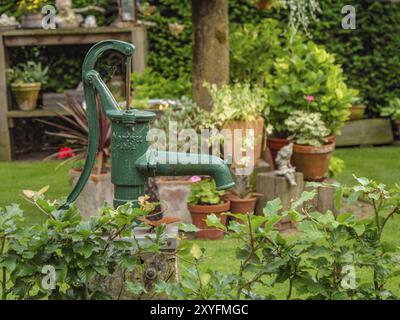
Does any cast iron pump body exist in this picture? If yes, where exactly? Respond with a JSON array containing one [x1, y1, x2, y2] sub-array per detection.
[[62, 40, 234, 209]]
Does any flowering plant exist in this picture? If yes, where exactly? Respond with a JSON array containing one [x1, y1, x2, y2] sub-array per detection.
[[285, 110, 330, 146], [18, 0, 46, 13]]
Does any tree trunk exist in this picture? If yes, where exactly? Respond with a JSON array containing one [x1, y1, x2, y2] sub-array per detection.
[[192, 0, 229, 110]]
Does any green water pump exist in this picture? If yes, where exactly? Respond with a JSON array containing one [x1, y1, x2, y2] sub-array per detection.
[[62, 40, 234, 209]]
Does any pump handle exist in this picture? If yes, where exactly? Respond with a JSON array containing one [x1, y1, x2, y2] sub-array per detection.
[[60, 40, 135, 210]]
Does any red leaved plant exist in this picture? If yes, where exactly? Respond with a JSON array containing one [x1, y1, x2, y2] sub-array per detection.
[[39, 98, 111, 174]]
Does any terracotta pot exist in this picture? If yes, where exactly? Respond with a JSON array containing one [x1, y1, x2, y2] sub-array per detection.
[[226, 195, 257, 214], [292, 141, 335, 181], [267, 136, 335, 168], [70, 169, 113, 220], [223, 117, 265, 167], [21, 13, 43, 29], [188, 200, 230, 240], [11, 82, 41, 111], [349, 104, 366, 120]]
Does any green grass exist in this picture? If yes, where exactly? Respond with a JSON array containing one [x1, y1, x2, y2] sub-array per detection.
[[0, 161, 72, 224], [335, 146, 400, 187], [1, 146, 400, 298]]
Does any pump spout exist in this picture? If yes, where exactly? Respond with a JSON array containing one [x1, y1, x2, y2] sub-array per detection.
[[135, 150, 235, 190]]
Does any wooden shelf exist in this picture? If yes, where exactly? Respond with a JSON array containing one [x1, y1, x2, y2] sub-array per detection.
[[0, 26, 147, 161], [7, 108, 70, 118], [1, 26, 143, 47]]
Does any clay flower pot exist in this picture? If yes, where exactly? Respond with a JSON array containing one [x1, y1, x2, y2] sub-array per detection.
[[21, 13, 43, 29], [223, 116, 265, 166], [349, 104, 366, 120], [188, 200, 230, 240], [225, 194, 258, 214], [11, 82, 41, 111], [292, 140, 336, 182]]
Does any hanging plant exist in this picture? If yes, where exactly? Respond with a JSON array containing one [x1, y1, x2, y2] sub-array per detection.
[[168, 22, 185, 37], [252, 0, 321, 38]]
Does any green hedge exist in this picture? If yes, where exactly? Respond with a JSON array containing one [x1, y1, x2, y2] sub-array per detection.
[[3, 0, 400, 112]]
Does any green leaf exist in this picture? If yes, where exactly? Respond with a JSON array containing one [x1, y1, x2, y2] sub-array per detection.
[[179, 223, 200, 233], [334, 188, 343, 211], [190, 244, 203, 260], [205, 213, 226, 231], [75, 243, 95, 259], [291, 191, 316, 209], [354, 176, 370, 186], [126, 281, 147, 295], [200, 273, 211, 286], [263, 198, 282, 216]]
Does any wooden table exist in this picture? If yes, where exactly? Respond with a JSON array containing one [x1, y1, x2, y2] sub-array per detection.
[[0, 26, 147, 161]]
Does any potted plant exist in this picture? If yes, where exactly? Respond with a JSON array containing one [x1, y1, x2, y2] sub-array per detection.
[[206, 82, 269, 166], [224, 164, 262, 217], [6, 61, 48, 111], [285, 110, 335, 181], [18, 0, 45, 29], [380, 97, 400, 138], [265, 40, 358, 162], [349, 98, 367, 120], [38, 98, 112, 219], [187, 178, 230, 240]]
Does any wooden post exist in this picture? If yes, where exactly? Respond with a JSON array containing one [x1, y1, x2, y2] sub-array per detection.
[[130, 26, 147, 73], [0, 35, 11, 161], [192, 0, 229, 110]]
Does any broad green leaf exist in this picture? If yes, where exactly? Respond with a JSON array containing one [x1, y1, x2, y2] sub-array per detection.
[[263, 198, 282, 216], [200, 273, 211, 287], [334, 188, 343, 211], [291, 191, 316, 209], [205, 213, 226, 231], [179, 223, 200, 233], [354, 175, 370, 186], [190, 243, 203, 260]]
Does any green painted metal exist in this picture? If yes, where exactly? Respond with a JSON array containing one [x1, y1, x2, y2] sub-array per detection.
[[61, 40, 234, 209]]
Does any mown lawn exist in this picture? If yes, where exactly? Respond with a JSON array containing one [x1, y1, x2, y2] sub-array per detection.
[[1, 146, 400, 298]]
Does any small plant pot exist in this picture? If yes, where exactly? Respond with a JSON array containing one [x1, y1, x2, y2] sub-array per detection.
[[188, 200, 230, 240], [292, 141, 335, 181], [225, 195, 257, 214], [349, 104, 366, 121], [11, 82, 41, 111], [21, 13, 43, 29]]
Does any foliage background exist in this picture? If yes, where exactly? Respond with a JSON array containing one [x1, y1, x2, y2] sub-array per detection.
[[2, 0, 400, 112]]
